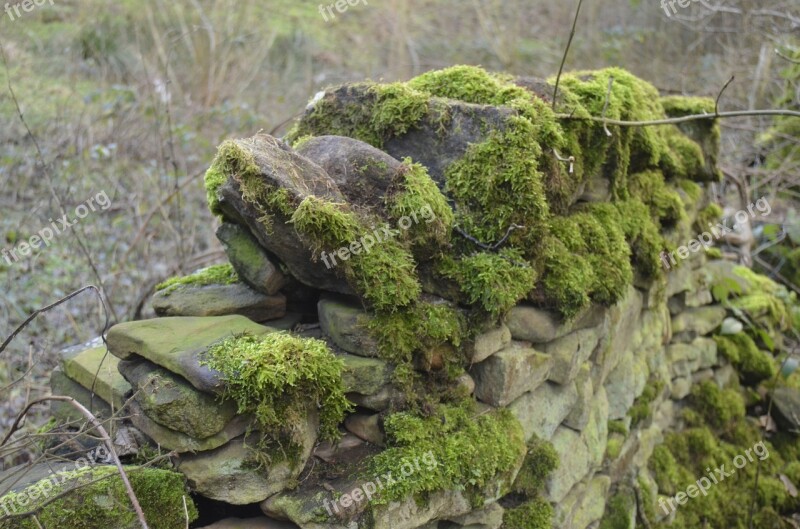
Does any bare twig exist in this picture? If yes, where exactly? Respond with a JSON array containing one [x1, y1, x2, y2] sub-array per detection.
[[715, 75, 735, 116], [551, 0, 584, 109], [557, 109, 800, 126], [775, 49, 800, 64], [1, 397, 149, 529], [601, 75, 615, 137]]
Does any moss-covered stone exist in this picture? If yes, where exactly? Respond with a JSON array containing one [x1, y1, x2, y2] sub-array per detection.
[[0, 467, 197, 529], [155, 263, 238, 296], [714, 333, 777, 384], [502, 497, 553, 529]]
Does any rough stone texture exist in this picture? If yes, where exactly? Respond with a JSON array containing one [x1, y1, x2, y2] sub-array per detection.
[[318, 297, 378, 357], [670, 377, 692, 400], [543, 326, 602, 385], [216, 134, 351, 294], [216, 222, 287, 295], [62, 344, 131, 410], [296, 135, 403, 213], [506, 303, 605, 344], [152, 282, 287, 322], [509, 381, 578, 442], [197, 518, 298, 529], [347, 385, 403, 411], [339, 353, 392, 396], [176, 409, 318, 505], [545, 387, 609, 503], [128, 400, 251, 453], [344, 412, 384, 446], [605, 348, 649, 421], [444, 502, 504, 529], [591, 286, 643, 388], [118, 357, 237, 439], [107, 315, 271, 393], [471, 342, 552, 407], [670, 305, 726, 337], [772, 387, 800, 431], [468, 324, 511, 363], [564, 362, 594, 431], [50, 367, 113, 422], [569, 475, 612, 529]]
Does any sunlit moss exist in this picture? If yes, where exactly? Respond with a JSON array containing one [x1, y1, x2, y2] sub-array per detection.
[[155, 263, 238, 295]]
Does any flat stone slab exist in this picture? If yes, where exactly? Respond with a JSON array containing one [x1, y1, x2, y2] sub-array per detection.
[[542, 327, 602, 385], [318, 297, 379, 357], [152, 282, 286, 322], [506, 303, 606, 344], [128, 400, 251, 453], [107, 316, 272, 394], [509, 380, 578, 442], [62, 344, 131, 411], [339, 353, 392, 396], [119, 357, 238, 439], [468, 324, 512, 363], [471, 342, 552, 407], [670, 305, 726, 337], [216, 222, 287, 295]]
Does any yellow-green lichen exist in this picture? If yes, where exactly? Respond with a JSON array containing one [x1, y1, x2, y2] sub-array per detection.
[[155, 263, 238, 295], [204, 332, 352, 464]]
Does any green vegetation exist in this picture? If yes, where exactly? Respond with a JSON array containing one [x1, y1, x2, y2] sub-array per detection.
[[628, 379, 665, 427], [204, 332, 352, 464], [0, 467, 197, 529], [367, 402, 526, 506], [502, 498, 554, 529], [511, 435, 559, 497], [714, 333, 777, 384], [599, 490, 635, 529], [155, 263, 238, 295]]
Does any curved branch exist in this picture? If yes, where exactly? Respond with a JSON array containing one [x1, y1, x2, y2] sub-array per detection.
[[556, 109, 800, 127]]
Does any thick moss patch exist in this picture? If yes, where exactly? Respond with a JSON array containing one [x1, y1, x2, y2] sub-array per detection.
[[0, 467, 197, 529], [204, 332, 352, 463]]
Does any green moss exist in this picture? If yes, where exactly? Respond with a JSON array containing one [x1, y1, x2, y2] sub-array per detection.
[[204, 332, 352, 464], [538, 234, 593, 319], [367, 402, 526, 505], [204, 140, 262, 217], [659, 125, 705, 179], [599, 490, 635, 529], [289, 82, 430, 148], [502, 497, 554, 529], [705, 246, 723, 259], [595, 200, 666, 279], [629, 170, 685, 226], [696, 203, 723, 232], [608, 420, 629, 436], [386, 158, 454, 253], [606, 436, 624, 460], [690, 380, 746, 429], [628, 379, 664, 427], [155, 263, 238, 295], [292, 196, 421, 312], [0, 467, 197, 529], [438, 249, 537, 318], [291, 134, 315, 149], [512, 435, 559, 496], [714, 333, 777, 384], [660, 96, 716, 116]]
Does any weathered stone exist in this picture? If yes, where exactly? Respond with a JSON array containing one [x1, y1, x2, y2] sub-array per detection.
[[50, 367, 113, 422], [471, 342, 552, 407], [347, 386, 403, 411], [313, 433, 365, 464], [455, 373, 476, 396], [152, 282, 286, 322], [605, 349, 649, 420], [714, 363, 736, 388], [564, 363, 594, 431], [215, 133, 351, 294], [695, 337, 719, 369], [62, 344, 131, 410], [340, 354, 391, 396], [107, 316, 271, 393], [469, 324, 512, 363], [344, 412, 384, 446], [670, 377, 691, 400], [692, 368, 715, 384], [570, 475, 612, 529], [720, 317, 744, 335], [670, 306, 726, 337], [445, 502, 504, 529], [509, 381, 578, 442], [597, 486, 636, 529], [546, 387, 608, 503], [506, 303, 605, 344], [665, 262, 693, 298], [542, 326, 601, 385], [591, 286, 643, 388], [176, 410, 318, 505], [128, 400, 251, 453], [318, 297, 378, 357], [296, 135, 403, 213], [772, 387, 800, 431], [216, 222, 287, 295], [197, 518, 298, 529], [118, 357, 237, 439]]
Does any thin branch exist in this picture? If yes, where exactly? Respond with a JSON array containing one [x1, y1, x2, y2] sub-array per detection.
[[775, 49, 800, 65], [551, 0, 584, 109], [601, 75, 615, 137], [1, 397, 149, 529], [556, 109, 800, 127], [715, 75, 735, 116]]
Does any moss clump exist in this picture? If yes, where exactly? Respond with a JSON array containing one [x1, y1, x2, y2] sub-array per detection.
[[0, 467, 197, 529], [205, 332, 352, 463], [599, 490, 635, 529], [289, 82, 430, 148], [204, 140, 261, 217], [629, 170, 686, 226], [367, 301, 466, 365], [696, 203, 723, 233], [367, 402, 526, 506], [660, 125, 706, 179], [292, 196, 421, 312], [155, 263, 238, 295], [628, 379, 664, 427], [690, 380, 746, 429], [608, 420, 629, 436], [714, 333, 777, 384], [502, 497, 554, 529], [608, 199, 666, 278], [512, 435, 559, 496], [386, 158, 454, 254], [438, 249, 537, 318]]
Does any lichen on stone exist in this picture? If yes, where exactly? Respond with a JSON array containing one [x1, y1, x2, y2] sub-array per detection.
[[155, 263, 238, 296]]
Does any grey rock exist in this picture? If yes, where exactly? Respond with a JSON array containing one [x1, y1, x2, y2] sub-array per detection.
[[318, 297, 378, 357], [216, 222, 287, 295], [509, 381, 578, 442], [152, 282, 287, 322], [344, 412, 384, 446], [471, 342, 552, 407], [469, 324, 512, 363], [506, 303, 606, 344], [670, 306, 726, 337], [772, 387, 800, 431], [543, 326, 602, 385], [564, 363, 595, 431]]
